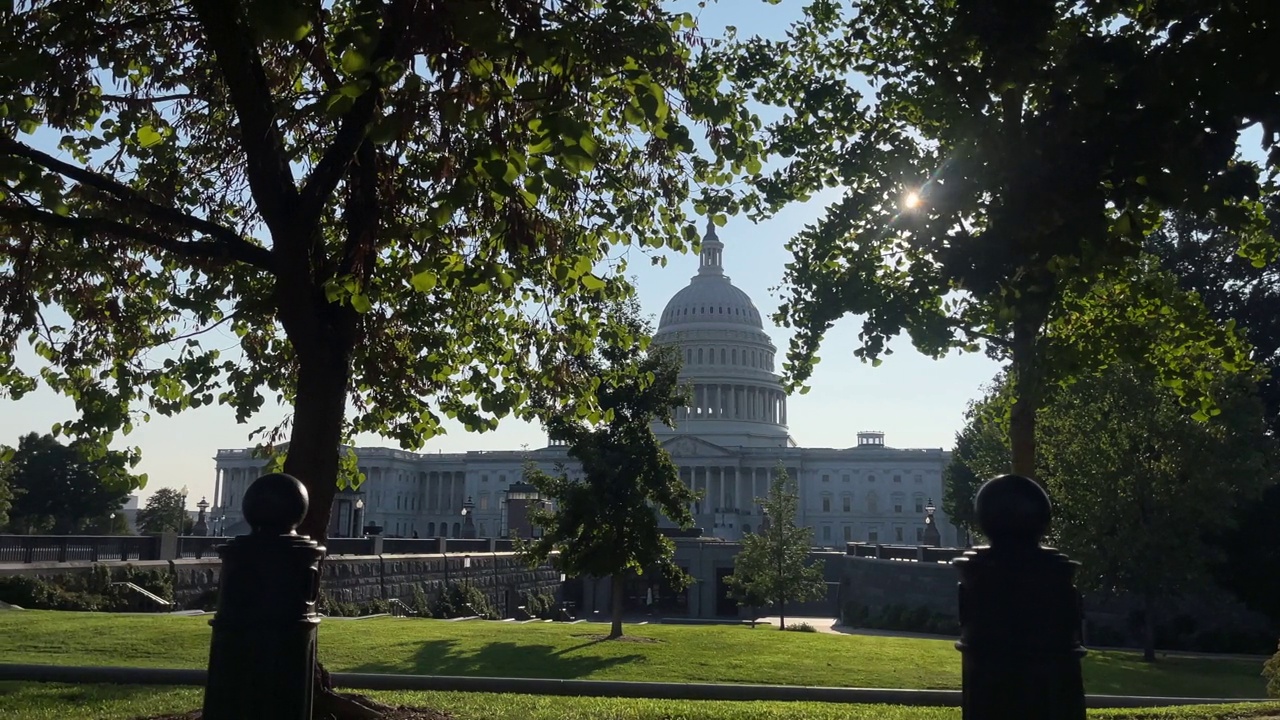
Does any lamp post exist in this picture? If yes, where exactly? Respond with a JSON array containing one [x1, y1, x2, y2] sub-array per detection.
[[195, 497, 211, 537], [461, 496, 476, 539], [922, 497, 941, 548], [353, 498, 365, 538], [179, 486, 190, 535]]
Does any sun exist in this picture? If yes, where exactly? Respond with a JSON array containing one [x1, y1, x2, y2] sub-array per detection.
[[902, 191, 922, 210]]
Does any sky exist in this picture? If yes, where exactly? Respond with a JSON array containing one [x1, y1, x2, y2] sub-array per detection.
[[0, 1, 1009, 504]]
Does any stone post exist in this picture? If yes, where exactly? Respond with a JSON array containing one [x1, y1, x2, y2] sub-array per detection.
[[203, 474, 324, 720], [954, 474, 1085, 720]]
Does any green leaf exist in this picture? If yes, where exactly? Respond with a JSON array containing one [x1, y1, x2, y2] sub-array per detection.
[[410, 270, 438, 293], [581, 274, 607, 292], [351, 294, 372, 314], [340, 49, 368, 75], [136, 125, 164, 148]]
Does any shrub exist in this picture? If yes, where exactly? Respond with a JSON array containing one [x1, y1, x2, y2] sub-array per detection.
[[410, 584, 431, 617], [785, 622, 818, 632], [1264, 640, 1280, 698], [0, 564, 177, 612], [431, 581, 496, 619]]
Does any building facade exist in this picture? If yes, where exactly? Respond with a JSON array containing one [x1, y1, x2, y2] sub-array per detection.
[[214, 224, 956, 546]]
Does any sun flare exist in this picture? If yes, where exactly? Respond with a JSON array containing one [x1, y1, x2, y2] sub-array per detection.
[[902, 191, 921, 210]]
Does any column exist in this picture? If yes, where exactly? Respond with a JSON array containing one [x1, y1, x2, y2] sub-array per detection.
[[728, 385, 737, 419], [696, 385, 705, 418]]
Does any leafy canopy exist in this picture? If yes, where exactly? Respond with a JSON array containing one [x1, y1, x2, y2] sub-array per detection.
[[725, 0, 1278, 472], [0, 0, 761, 529], [135, 486, 194, 534], [1, 432, 139, 534], [725, 467, 826, 627]]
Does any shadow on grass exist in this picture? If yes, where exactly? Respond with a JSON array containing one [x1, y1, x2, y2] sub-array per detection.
[[1083, 651, 1267, 698], [349, 639, 645, 680], [0, 680, 187, 704]]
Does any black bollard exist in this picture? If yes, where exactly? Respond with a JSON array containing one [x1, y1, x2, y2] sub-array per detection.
[[203, 473, 324, 720], [954, 474, 1086, 720]]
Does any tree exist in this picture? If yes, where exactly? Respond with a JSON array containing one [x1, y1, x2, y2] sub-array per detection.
[[135, 487, 194, 534], [0, 0, 759, 543], [728, 0, 1277, 479], [942, 383, 1011, 544], [955, 367, 1275, 661], [724, 468, 826, 630], [0, 459, 14, 530], [519, 301, 696, 640], [2, 432, 138, 534]]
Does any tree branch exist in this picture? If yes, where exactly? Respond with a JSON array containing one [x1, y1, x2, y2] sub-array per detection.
[[189, 0, 300, 240], [0, 203, 275, 270], [295, 0, 416, 229], [0, 136, 273, 272]]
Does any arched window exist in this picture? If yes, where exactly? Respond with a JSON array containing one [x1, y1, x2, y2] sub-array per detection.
[[821, 497, 831, 512], [427, 522, 435, 536], [866, 492, 879, 514], [479, 521, 488, 537], [452, 522, 461, 537], [720, 348, 726, 364], [732, 349, 738, 364], [697, 348, 703, 363]]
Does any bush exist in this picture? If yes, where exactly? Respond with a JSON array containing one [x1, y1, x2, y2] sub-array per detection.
[[785, 622, 818, 632], [431, 581, 496, 619], [524, 589, 558, 620], [0, 564, 175, 612], [410, 584, 431, 618], [840, 601, 958, 636], [1264, 640, 1280, 698]]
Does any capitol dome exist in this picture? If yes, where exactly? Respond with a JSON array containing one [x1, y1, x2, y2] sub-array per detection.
[[651, 222, 794, 448]]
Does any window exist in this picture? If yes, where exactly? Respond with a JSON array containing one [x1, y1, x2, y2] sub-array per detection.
[[732, 349, 738, 364], [479, 493, 489, 511], [893, 474, 902, 483], [867, 474, 876, 483], [843, 526, 852, 541], [743, 524, 751, 535], [482, 474, 489, 483], [868, 529, 879, 543], [427, 522, 435, 536], [915, 497, 924, 514], [822, 526, 831, 541], [842, 474, 851, 483], [452, 522, 461, 537], [866, 494, 878, 513], [396, 496, 402, 510], [822, 497, 831, 512], [822, 474, 830, 483], [916, 527, 924, 542], [720, 349, 726, 364], [842, 496, 851, 512], [479, 521, 487, 537], [499, 474, 507, 485], [895, 527, 904, 542], [915, 474, 923, 484], [894, 503, 903, 514]]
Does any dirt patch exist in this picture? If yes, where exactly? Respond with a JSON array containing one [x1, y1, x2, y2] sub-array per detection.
[[570, 633, 664, 644]]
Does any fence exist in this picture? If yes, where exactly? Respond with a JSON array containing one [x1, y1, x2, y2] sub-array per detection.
[[0, 535, 162, 564], [0, 534, 526, 564], [844, 541, 966, 564]]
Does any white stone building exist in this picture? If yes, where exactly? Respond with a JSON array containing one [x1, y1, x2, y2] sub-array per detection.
[[214, 225, 956, 546]]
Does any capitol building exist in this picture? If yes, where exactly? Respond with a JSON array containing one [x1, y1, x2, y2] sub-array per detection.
[[214, 225, 957, 547]]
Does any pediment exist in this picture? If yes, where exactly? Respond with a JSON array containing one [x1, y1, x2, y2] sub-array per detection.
[[661, 435, 735, 458]]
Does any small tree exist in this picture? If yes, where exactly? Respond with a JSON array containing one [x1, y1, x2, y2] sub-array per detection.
[[520, 302, 696, 640], [725, 467, 826, 630], [942, 386, 1011, 545], [135, 488, 194, 534], [0, 460, 14, 530]]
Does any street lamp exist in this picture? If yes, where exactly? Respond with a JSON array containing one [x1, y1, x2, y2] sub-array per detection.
[[922, 497, 941, 548], [461, 496, 476, 539], [354, 498, 365, 538], [179, 486, 189, 535], [194, 497, 210, 537]]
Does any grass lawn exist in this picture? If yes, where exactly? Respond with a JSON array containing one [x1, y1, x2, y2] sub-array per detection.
[[2, 684, 1280, 720], [0, 611, 1268, 700]]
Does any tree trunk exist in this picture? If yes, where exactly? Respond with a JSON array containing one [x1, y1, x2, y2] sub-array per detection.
[[608, 573, 625, 639], [778, 596, 786, 630], [287, 339, 354, 544], [1142, 593, 1157, 663]]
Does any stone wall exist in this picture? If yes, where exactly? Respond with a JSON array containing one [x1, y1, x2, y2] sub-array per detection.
[[0, 552, 562, 616]]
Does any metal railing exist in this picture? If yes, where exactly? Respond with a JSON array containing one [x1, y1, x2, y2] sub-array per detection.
[[0, 535, 161, 564], [844, 542, 966, 563], [0, 534, 527, 564]]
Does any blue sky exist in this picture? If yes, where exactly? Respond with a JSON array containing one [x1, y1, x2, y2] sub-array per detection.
[[1, 1, 1009, 502]]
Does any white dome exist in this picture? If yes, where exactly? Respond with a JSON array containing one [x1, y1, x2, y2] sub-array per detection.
[[650, 222, 793, 449]]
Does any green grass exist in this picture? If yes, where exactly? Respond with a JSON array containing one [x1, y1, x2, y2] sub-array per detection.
[[0, 611, 1267, 700], [1, 684, 1279, 720]]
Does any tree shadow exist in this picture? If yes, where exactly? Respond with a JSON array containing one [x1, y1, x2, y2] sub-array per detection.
[[348, 639, 644, 680]]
